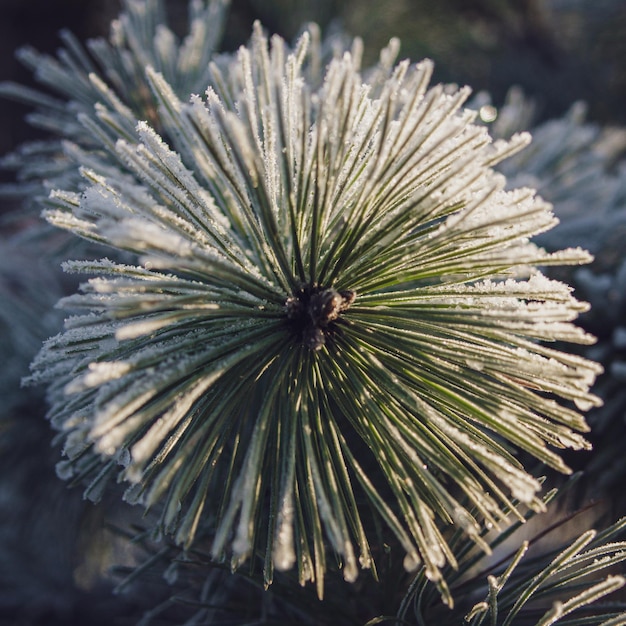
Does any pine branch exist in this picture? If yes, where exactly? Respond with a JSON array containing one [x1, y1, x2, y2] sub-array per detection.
[[24, 20, 603, 600]]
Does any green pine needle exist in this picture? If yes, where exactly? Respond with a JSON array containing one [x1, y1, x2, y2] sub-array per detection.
[[27, 20, 602, 598]]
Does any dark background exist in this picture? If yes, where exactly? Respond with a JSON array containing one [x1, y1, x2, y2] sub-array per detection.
[[1, 0, 625, 163]]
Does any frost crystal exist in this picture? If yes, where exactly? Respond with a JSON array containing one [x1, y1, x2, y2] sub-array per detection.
[[27, 22, 602, 599]]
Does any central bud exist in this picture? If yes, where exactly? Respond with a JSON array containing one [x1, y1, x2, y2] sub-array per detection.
[[285, 284, 356, 351]]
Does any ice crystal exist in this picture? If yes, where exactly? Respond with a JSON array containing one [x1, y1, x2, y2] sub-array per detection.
[[27, 23, 602, 600]]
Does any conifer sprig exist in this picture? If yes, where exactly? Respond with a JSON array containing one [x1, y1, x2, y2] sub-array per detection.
[[28, 23, 602, 599]]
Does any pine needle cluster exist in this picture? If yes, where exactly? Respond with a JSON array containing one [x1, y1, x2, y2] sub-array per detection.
[[1, 0, 625, 623]]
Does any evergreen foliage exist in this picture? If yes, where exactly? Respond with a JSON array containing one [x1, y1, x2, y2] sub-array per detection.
[[488, 89, 626, 506], [1, 1, 625, 624]]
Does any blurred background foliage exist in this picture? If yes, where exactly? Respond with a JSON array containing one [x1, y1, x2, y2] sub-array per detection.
[[0, 0, 625, 163]]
